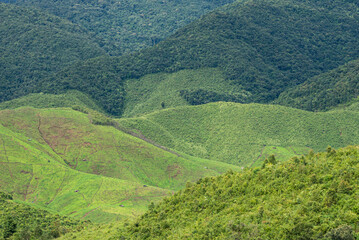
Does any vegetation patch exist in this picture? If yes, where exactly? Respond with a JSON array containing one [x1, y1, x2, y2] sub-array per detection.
[[113, 146, 359, 239]]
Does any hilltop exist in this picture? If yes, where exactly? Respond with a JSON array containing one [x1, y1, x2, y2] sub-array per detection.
[[118, 102, 359, 166]]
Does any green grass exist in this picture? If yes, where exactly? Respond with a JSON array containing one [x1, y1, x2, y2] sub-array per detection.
[[0, 121, 169, 223], [118, 102, 359, 166], [0, 91, 104, 113], [123, 68, 248, 117], [0, 107, 239, 223]]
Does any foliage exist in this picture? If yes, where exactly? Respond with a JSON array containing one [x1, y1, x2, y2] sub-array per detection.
[[276, 59, 359, 111], [0, 192, 86, 239], [0, 3, 105, 104], [118, 102, 359, 166], [114, 146, 359, 239], [3, 0, 235, 56]]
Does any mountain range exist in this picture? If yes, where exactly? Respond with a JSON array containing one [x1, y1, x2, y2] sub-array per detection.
[[1, 0, 359, 239]]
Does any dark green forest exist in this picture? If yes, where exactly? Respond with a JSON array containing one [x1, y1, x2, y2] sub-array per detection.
[[276, 59, 359, 111], [0, 3, 105, 103], [1, 0, 235, 55]]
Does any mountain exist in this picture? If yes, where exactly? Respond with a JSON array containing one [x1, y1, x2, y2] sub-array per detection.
[[113, 145, 359, 239], [0, 3, 106, 104], [118, 102, 359, 166], [275, 58, 359, 111], [2, 0, 235, 55], [38, 0, 359, 116]]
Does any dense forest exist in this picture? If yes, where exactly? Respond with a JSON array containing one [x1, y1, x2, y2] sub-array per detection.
[[276, 59, 359, 111], [1, 0, 235, 55], [0, 3, 105, 103]]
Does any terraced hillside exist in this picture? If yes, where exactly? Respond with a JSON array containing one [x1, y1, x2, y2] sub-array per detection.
[[118, 102, 359, 166], [0, 107, 239, 222]]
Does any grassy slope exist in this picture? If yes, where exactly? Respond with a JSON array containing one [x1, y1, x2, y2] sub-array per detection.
[[114, 145, 359, 239], [276, 58, 359, 111], [0, 121, 169, 223], [123, 68, 248, 117], [0, 91, 104, 113], [118, 102, 359, 166], [0, 107, 239, 222]]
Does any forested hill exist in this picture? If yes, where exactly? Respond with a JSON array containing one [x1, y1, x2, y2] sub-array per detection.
[[114, 146, 359, 239], [38, 0, 359, 116], [0, 3, 105, 103], [275, 58, 359, 111], [1, 0, 235, 55]]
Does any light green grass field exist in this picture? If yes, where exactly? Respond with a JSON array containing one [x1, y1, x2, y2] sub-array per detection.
[[0, 122, 169, 223], [0, 107, 239, 222], [0, 90, 104, 113], [118, 102, 359, 166], [123, 68, 248, 117]]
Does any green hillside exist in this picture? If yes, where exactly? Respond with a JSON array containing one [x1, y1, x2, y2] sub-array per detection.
[[0, 119, 169, 223], [2, 0, 235, 56], [0, 91, 104, 113], [123, 68, 248, 117], [0, 3, 106, 104], [276, 58, 359, 111], [118, 102, 359, 166], [0, 192, 87, 239], [0, 107, 239, 222], [113, 145, 359, 239], [41, 0, 359, 116]]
